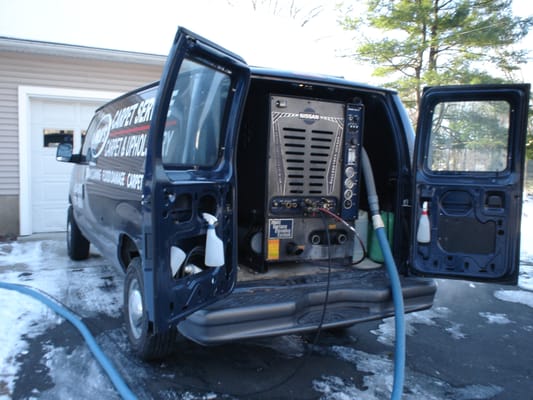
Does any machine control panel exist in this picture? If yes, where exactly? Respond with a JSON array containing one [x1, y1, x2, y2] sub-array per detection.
[[269, 196, 338, 216], [340, 103, 364, 221]]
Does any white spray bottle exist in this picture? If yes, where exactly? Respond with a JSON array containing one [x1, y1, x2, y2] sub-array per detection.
[[202, 213, 225, 267], [416, 201, 431, 243]]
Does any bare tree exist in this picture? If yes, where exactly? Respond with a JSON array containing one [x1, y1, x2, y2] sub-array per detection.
[[226, 0, 324, 27]]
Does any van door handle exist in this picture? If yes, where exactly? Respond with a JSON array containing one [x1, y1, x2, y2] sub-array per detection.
[[485, 192, 504, 210]]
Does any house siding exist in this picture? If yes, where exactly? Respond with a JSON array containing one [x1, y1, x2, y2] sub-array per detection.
[[0, 39, 165, 235]]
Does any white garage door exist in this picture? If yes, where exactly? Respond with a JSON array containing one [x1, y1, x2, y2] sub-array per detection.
[[30, 98, 103, 233]]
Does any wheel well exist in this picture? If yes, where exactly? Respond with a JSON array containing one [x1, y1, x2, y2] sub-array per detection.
[[119, 235, 140, 272]]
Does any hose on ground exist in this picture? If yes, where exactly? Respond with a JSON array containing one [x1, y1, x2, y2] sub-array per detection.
[[0, 281, 137, 400]]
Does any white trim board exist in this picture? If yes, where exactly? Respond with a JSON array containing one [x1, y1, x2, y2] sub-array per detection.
[[18, 86, 121, 236]]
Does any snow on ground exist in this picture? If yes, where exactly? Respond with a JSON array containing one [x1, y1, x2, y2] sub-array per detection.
[[0, 239, 122, 399], [39, 344, 120, 400], [493, 196, 533, 308], [370, 306, 461, 346], [478, 312, 513, 324], [0, 196, 532, 399], [346, 197, 533, 399], [313, 346, 503, 400], [520, 196, 533, 264], [493, 289, 533, 308]]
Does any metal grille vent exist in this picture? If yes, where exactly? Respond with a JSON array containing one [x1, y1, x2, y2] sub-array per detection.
[[269, 98, 344, 198], [281, 126, 337, 195]]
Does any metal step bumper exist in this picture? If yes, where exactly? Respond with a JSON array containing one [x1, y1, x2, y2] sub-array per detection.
[[178, 270, 437, 345]]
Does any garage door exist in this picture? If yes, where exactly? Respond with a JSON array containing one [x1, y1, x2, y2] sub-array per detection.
[[30, 98, 103, 233]]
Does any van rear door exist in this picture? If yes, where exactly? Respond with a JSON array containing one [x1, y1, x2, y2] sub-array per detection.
[[411, 84, 530, 284], [143, 28, 250, 332]]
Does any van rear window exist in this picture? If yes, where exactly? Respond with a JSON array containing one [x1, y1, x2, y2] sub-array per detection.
[[162, 58, 231, 168]]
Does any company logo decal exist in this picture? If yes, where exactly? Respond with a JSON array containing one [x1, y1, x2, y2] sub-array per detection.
[[90, 113, 112, 159], [299, 108, 320, 125]]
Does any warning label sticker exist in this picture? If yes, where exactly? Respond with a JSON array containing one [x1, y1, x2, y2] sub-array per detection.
[[267, 239, 280, 260], [268, 219, 293, 239]]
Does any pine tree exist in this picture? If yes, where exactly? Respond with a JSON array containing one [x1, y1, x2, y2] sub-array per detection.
[[340, 0, 532, 118]]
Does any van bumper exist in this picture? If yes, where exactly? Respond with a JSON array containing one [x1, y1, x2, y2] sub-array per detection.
[[177, 269, 437, 345]]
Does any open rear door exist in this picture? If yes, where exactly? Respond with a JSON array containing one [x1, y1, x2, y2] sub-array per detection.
[[411, 84, 530, 283], [143, 28, 250, 332]]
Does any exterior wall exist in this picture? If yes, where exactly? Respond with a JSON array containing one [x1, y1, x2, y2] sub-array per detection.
[[0, 195, 18, 239], [0, 39, 165, 236]]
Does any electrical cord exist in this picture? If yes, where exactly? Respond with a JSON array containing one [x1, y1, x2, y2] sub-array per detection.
[[193, 212, 336, 398], [318, 207, 367, 265]]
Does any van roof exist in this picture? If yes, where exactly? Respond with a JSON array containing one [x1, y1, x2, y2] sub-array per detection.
[[96, 66, 395, 112], [250, 66, 395, 94]]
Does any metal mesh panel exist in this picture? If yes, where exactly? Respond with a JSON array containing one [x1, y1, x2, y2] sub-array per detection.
[[268, 96, 345, 198]]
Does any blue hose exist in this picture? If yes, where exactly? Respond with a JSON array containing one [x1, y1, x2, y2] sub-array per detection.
[[374, 227, 405, 399], [0, 281, 137, 400], [361, 148, 405, 399]]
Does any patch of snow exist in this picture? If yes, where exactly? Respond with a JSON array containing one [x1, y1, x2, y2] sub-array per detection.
[[494, 289, 533, 308], [371, 307, 451, 346], [518, 264, 533, 291], [171, 392, 221, 400], [0, 239, 122, 398], [520, 197, 533, 263], [478, 312, 513, 325], [444, 322, 467, 340], [313, 346, 503, 400], [0, 290, 61, 397], [40, 345, 119, 400]]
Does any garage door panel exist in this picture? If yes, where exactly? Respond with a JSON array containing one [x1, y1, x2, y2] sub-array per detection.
[[30, 98, 103, 233], [80, 103, 99, 123], [38, 182, 71, 203], [42, 154, 73, 176], [41, 101, 77, 124], [32, 205, 67, 232]]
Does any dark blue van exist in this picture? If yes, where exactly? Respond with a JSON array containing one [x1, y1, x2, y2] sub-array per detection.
[[56, 27, 530, 360]]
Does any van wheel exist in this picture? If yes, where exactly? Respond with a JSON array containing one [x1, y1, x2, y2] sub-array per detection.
[[124, 257, 177, 360], [67, 206, 90, 261]]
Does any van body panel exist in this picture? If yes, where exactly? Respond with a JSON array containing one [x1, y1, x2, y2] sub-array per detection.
[[141, 28, 251, 330], [412, 84, 530, 283], [57, 27, 529, 354]]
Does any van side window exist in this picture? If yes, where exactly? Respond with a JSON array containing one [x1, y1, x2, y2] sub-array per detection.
[[427, 100, 511, 172], [162, 59, 231, 167]]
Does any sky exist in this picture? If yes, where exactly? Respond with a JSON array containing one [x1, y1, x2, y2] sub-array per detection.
[[1, 0, 532, 84]]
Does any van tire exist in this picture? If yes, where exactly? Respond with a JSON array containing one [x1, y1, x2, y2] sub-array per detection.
[[67, 206, 90, 261], [124, 257, 177, 360]]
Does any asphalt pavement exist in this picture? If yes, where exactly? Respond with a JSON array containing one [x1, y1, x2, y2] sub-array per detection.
[[1, 237, 532, 400]]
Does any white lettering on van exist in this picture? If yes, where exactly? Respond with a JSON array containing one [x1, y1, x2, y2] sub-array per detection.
[[87, 167, 102, 181], [86, 167, 142, 191], [102, 133, 147, 158], [111, 103, 139, 130], [167, 90, 179, 117], [162, 129, 175, 157], [134, 98, 155, 125], [104, 137, 124, 157], [126, 173, 143, 190], [121, 133, 147, 157], [101, 169, 126, 186]]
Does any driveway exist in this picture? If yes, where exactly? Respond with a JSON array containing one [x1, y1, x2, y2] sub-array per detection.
[[1, 217, 532, 399]]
